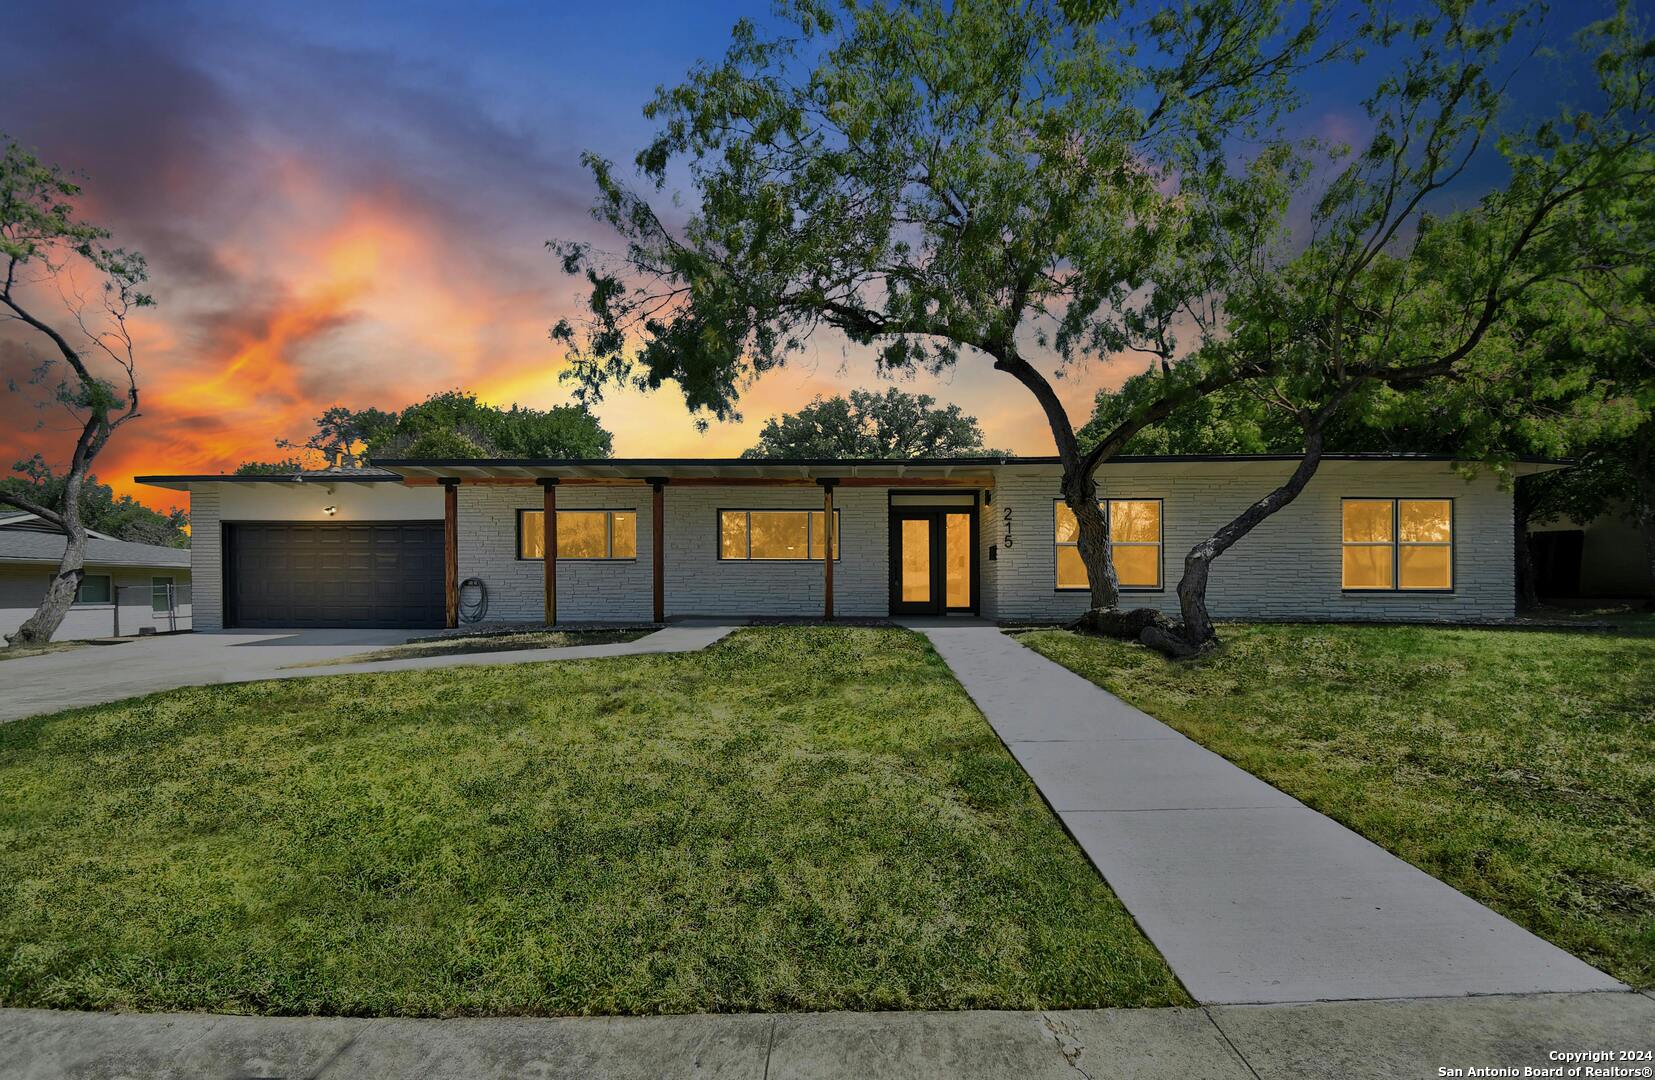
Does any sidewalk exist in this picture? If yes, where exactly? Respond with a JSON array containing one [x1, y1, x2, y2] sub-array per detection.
[[912, 622, 1625, 1005], [3, 992, 1649, 1079]]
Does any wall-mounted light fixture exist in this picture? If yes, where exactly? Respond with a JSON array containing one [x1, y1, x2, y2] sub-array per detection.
[[322, 504, 338, 516]]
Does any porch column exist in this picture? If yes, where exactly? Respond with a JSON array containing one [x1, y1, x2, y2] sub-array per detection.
[[442, 478, 459, 628], [648, 477, 667, 623], [820, 478, 837, 620], [539, 478, 558, 625]]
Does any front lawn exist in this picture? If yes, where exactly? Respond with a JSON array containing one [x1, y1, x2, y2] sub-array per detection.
[[1018, 621, 1655, 988], [0, 626, 1185, 1016]]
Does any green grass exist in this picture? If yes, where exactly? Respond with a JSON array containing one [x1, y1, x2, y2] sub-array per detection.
[[0, 626, 1185, 1017], [285, 628, 652, 668], [1017, 621, 1655, 988]]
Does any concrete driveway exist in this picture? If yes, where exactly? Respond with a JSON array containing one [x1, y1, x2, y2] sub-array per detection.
[[0, 629, 413, 724]]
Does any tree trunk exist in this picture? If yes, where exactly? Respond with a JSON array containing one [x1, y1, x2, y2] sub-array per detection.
[[1143, 421, 1332, 657], [1633, 420, 1655, 611], [5, 470, 89, 647], [1062, 463, 1120, 611]]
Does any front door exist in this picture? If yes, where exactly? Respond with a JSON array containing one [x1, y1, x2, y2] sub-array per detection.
[[889, 509, 976, 615]]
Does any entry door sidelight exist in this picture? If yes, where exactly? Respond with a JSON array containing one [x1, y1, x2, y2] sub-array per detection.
[[889, 509, 977, 615]]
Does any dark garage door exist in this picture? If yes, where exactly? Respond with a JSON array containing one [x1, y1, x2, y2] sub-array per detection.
[[225, 521, 445, 628]]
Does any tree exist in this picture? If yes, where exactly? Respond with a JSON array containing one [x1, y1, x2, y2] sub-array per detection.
[[743, 387, 996, 458], [0, 139, 153, 646], [1084, 8, 1652, 654], [1, 454, 188, 546], [243, 390, 615, 470], [551, 0, 1362, 631]]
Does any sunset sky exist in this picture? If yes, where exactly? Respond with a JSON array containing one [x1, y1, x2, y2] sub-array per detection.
[[1, 0, 1619, 514]]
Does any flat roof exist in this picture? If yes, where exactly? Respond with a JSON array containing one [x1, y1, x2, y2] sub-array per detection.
[[136, 452, 1569, 489]]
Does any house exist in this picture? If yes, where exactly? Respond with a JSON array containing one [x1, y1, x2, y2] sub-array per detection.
[[135, 454, 1559, 631], [0, 513, 192, 641]]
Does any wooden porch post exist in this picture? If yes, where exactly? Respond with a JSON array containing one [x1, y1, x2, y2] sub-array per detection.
[[820, 478, 837, 621], [649, 478, 667, 623], [539, 478, 558, 625], [442, 478, 459, 628]]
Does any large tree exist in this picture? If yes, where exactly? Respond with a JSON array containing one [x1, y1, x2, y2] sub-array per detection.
[[0, 139, 153, 646], [1083, 8, 1652, 652], [743, 387, 995, 458], [241, 390, 614, 471], [551, 0, 1361, 629], [1, 454, 188, 547]]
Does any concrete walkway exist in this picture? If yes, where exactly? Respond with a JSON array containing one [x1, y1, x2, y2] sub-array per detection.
[[912, 622, 1626, 1006], [3, 992, 1649, 1079], [0, 623, 739, 724]]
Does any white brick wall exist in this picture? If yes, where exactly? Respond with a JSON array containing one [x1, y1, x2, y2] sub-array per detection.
[[457, 485, 653, 622], [191, 487, 223, 630], [661, 485, 888, 618], [986, 460, 1516, 622]]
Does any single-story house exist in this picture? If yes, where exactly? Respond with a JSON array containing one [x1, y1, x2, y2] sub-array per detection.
[[136, 454, 1557, 631], [0, 513, 192, 641]]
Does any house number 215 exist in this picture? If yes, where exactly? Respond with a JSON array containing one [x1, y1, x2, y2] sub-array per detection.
[[1002, 506, 1014, 548]]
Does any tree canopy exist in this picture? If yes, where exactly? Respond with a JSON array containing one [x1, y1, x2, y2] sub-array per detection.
[[2, 455, 188, 547], [240, 390, 614, 471], [743, 387, 995, 458]]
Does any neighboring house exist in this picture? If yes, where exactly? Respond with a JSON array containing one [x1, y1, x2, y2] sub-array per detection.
[[0, 513, 192, 641], [138, 455, 1559, 630]]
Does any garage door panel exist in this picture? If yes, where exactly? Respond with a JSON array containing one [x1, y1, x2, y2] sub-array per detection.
[[226, 521, 445, 628]]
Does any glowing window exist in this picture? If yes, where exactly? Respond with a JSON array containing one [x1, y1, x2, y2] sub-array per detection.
[[1341, 499, 1452, 590], [1054, 500, 1163, 590], [718, 510, 840, 560], [518, 509, 637, 560]]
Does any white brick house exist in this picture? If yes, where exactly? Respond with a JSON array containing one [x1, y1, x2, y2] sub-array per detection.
[[139, 455, 1550, 630]]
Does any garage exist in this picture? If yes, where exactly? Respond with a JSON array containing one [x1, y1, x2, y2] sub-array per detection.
[[224, 521, 445, 629]]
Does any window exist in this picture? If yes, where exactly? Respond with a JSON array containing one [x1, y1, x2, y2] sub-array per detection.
[[718, 510, 840, 560], [151, 576, 173, 613], [1055, 499, 1163, 590], [518, 510, 637, 560], [74, 574, 112, 604], [1341, 498, 1453, 591]]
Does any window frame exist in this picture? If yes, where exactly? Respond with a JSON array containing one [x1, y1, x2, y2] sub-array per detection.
[[151, 576, 174, 614], [1339, 497, 1456, 593], [716, 508, 843, 562], [516, 508, 639, 561], [73, 573, 113, 605], [1053, 497, 1165, 593]]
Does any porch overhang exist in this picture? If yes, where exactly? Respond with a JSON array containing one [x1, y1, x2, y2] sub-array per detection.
[[372, 457, 1005, 486]]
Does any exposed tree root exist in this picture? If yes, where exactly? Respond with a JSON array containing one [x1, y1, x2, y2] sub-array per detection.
[[1071, 606, 1216, 660]]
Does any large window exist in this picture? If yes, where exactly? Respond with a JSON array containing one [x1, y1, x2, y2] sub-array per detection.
[[719, 509, 840, 560], [73, 574, 112, 604], [1055, 499, 1163, 590], [518, 509, 637, 560], [1341, 498, 1453, 591]]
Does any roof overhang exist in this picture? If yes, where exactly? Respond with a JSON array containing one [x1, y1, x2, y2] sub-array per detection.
[[369, 457, 1007, 484], [136, 453, 1572, 490]]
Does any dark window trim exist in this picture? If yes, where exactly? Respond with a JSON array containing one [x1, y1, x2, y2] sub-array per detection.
[[516, 507, 640, 562], [716, 507, 843, 562], [1053, 497, 1165, 593], [1339, 496, 1457, 594]]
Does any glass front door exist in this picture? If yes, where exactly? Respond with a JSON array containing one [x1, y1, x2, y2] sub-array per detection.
[[890, 508, 976, 614]]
